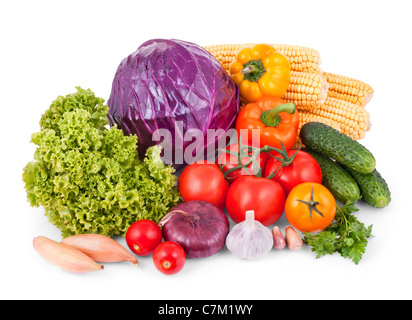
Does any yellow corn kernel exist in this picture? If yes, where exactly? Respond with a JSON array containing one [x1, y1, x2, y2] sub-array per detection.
[[204, 44, 249, 73], [303, 97, 371, 140], [271, 44, 322, 73], [283, 72, 329, 111], [324, 72, 374, 107]]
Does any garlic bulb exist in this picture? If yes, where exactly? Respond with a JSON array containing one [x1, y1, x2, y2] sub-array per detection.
[[226, 210, 274, 259]]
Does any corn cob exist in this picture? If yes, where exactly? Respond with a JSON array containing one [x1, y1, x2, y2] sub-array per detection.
[[283, 71, 329, 111], [271, 44, 322, 73], [301, 97, 371, 140], [205, 44, 248, 73], [298, 111, 342, 133], [204, 44, 322, 74], [324, 72, 374, 107]]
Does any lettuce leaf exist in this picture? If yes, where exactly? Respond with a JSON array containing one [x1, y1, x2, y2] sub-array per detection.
[[23, 87, 180, 238]]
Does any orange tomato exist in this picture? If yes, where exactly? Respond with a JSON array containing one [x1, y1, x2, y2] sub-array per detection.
[[285, 182, 336, 233]]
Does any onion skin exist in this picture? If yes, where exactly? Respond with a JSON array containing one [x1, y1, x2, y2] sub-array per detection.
[[160, 201, 229, 259], [62, 234, 138, 264], [33, 236, 104, 273]]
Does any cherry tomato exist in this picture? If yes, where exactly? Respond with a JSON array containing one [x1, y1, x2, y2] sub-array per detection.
[[264, 150, 322, 196], [225, 176, 285, 226], [152, 241, 186, 275], [285, 182, 336, 233], [125, 219, 163, 256], [178, 161, 228, 209], [216, 142, 269, 184]]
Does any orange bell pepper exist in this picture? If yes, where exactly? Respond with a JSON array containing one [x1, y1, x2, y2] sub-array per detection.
[[235, 96, 299, 151], [229, 44, 291, 103]]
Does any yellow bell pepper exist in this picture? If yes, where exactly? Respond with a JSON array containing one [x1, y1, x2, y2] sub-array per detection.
[[229, 44, 291, 103]]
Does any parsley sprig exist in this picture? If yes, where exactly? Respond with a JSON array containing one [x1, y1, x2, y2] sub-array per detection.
[[303, 204, 373, 265]]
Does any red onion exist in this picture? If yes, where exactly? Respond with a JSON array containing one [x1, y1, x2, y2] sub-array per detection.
[[159, 201, 230, 258]]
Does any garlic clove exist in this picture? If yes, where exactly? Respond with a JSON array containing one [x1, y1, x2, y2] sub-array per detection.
[[285, 226, 303, 250], [62, 234, 138, 265], [272, 226, 286, 249], [33, 236, 104, 273]]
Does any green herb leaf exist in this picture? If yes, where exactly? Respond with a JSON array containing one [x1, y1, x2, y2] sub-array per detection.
[[303, 204, 373, 264]]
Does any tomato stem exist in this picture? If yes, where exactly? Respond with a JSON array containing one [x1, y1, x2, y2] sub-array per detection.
[[219, 133, 271, 179], [219, 135, 301, 180], [296, 187, 325, 219], [266, 142, 302, 180]]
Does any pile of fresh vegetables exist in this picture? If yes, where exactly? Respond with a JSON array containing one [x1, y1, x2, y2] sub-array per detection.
[[24, 39, 391, 275]]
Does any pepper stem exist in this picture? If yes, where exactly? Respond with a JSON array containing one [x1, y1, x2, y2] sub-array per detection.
[[241, 59, 266, 82], [259, 103, 296, 127], [241, 65, 257, 75]]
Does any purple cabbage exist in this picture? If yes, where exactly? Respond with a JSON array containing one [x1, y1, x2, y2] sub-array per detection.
[[107, 39, 239, 170]]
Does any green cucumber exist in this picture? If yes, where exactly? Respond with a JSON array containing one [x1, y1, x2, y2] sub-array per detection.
[[304, 148, 361, 205], [300, 122, 376, 174], [343, 166, 391, 208]]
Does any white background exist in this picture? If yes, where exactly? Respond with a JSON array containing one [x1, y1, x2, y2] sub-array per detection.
[[1, 0, 411, 300]]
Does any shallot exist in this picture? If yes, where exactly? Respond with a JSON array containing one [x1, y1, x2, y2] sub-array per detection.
[[62, 234, 138, 264], [33, 236, 104, 273]]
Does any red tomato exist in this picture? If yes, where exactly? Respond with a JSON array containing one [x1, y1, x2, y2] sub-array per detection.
[[153, 241, 186, 275], [264, 150, 322, 196], [225, 176, 285, 226], [178, 161, 228, 209], [125, 220, 163, 256], [216, 143, 269, 184]]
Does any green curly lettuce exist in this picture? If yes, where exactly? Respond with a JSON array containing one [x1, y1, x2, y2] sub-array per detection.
[[23, 87, 180, 238]]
